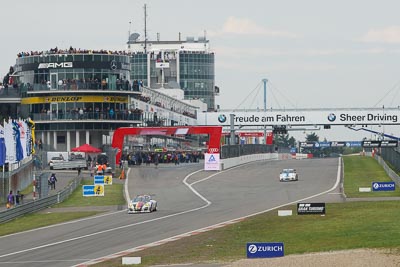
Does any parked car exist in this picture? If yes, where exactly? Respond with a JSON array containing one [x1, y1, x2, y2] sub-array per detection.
[[48, 156, 65, 170]]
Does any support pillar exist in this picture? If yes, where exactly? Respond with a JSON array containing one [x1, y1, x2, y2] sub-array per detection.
[[67, 131, 71, 152], [53, 132, 57, 150], [76, 131, 80, 148], [86, 130, 90, 144], [46, 132, 50, 149]]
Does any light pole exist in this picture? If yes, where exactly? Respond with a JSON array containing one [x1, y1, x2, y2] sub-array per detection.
[[262, 78, 268, 144]]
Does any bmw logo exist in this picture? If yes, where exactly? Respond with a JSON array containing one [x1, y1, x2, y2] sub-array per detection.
[[218, 114, 227, 123], [248, 244, 257, 254], [327, 113, 336, 122]]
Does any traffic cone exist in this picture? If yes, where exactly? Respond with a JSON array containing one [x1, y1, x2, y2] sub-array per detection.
[[119, 169, 125, 179]]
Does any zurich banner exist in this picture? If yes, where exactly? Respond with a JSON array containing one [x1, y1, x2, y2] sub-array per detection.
[[246, 242, 284, 258], [372, 182, 395, 191]]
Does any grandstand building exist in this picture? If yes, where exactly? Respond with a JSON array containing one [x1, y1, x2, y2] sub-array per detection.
[[1, 46, 199, 152], [127, 34, 217, 111]]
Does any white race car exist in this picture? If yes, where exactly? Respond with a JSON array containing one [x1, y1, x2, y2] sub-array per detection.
[[128, 195, 157, 213], [279, 169, 298, 182]]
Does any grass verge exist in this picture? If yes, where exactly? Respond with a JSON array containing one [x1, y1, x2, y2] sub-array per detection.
[[0, 211, 100, 236], [343, 155, 400, 197], [93, 155, 400, 266], [53, 178, 126, 207], [93, 201, 400, 267]]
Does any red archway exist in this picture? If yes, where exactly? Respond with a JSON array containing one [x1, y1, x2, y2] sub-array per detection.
[[112, 126, 223, 163]]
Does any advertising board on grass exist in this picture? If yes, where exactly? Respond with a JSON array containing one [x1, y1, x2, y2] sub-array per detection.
[[94, 175, 105, 185], [246, 242, 284, 258], [297, 203, 326, 215], [83, 185, 104, 196], [104, 175, 113, 185], [372, 182, 395, 191]]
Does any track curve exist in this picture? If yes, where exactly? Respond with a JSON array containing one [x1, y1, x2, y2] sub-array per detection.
[[0, 158, 340, 267]]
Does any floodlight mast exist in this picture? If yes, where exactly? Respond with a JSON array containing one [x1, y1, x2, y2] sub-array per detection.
[[262, 78, 268, 112], [144, 4, 147, 53], [262, 78, 268, 144]]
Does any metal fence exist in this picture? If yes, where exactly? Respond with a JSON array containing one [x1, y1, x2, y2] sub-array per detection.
[[375, 150, 400, 186], [0, 175, 82, 224], [379, 147, 400, 174]]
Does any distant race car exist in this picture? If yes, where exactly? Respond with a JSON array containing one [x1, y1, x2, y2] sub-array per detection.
[[279, 169, 298, 182], [128, 195, 157, 213]]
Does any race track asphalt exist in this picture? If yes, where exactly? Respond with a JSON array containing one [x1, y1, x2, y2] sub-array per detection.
[[0, 157, 340, 267]]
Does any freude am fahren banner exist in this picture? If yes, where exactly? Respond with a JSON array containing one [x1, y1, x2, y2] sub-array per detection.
[[198, 109, 400, 126]]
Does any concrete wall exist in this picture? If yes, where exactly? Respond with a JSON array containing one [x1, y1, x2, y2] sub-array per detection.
[[220, 153, 282, 170]]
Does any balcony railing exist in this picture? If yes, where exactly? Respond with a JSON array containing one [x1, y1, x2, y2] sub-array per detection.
[[30, 111, 143, 122], [24, 81, 142, 92]]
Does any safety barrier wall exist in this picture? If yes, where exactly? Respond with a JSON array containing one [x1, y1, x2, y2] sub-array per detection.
[[0, 176, 82, 223], [0, 152, 287, 222], [220, 153, 280, 170]]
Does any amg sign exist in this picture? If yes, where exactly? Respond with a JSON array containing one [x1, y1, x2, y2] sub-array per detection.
[[38, 62, 73, 69]]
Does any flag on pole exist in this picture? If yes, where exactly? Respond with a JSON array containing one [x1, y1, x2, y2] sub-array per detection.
[[0, 124, 6, 166], [4, 119, 16, 163]]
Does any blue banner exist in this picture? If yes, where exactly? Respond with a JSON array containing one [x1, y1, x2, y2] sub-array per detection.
[[12, 121, 24, 162], [247, 242, 284, 258], [94, 175, 105, 185], [346, 141, 362, 147], [372, 182, 395, 191], [0, 125, 5, 166], [83, 185, 95, 196], [0, 137, 5, 166], [314, 142, 331, 148]]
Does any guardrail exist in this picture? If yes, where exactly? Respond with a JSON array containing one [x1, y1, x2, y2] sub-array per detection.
[[0, 176, 82, 224], [375, 154, 400, 186]]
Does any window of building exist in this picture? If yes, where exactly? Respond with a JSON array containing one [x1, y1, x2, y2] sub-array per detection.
[[57, 135, 66, 144]]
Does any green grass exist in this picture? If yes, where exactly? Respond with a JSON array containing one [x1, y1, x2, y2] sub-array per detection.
[[92, 155, 400, 266], [4, 155, 400, 266], [343, 155, 400, 197], [94, 201, 400, 267], [0, 212, 100, 236], [53, 178, 126, 207]]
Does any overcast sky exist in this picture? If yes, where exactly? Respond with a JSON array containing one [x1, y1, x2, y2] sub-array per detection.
[[2, 0, 400, 141]]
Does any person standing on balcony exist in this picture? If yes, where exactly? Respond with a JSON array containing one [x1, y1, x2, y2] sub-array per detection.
[[109, 108, 114, 120]]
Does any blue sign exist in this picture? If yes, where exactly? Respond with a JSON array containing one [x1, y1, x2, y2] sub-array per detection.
[[290, 147, 297, 153], [83, 185, 95, 196], [372, 182, 395, 191], [94, 175, 104, 185], [346, 141, 362, 147], [246, 242, 284, 258], [318, 142, 331, 148]]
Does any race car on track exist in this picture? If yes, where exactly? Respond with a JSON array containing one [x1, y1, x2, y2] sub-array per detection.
[[128, 195, 157, 213], [279, 169, 298, 182]]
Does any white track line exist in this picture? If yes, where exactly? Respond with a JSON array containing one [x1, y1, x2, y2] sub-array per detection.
[[0, 167, 214, 260], [75, 158, 342, 266]]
